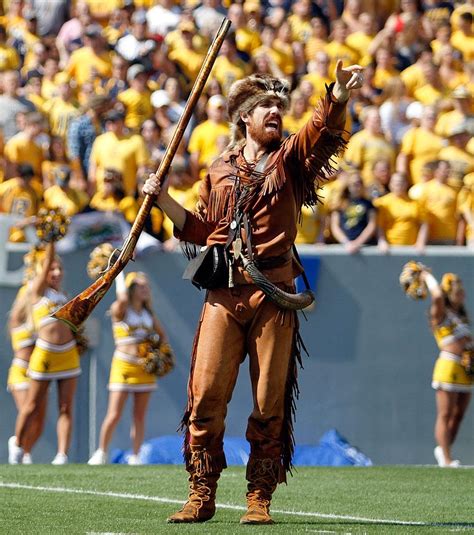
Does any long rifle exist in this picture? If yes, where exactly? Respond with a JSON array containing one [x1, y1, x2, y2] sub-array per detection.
[[53, 18, 232, 332]]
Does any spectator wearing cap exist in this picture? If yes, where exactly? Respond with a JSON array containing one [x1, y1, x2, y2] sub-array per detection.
[[4, 111, 45, 182], [115, 10, 157, 63], [43, 164, 89, 216], [117, 64, 153, 132], [88, 109, 149, 197], [146, 0, 181, 37], [0, 71, 35, 142], [43, 73, 80, 140], [187, 94, 229, 181], [0, 163, 42, 242], [374, 172, 428, 252], [397, 105, 444, 184], [66, 24, 112, 87], [436, 85, 472, 138], [168, 20, 205, 85], [67, 94, 110, 187], [150, 88, 174, 135], [344, 107, 395, 186], [438, 122, 474, 184], [227, 3, 261, 57], [418, 160, 458, 244], [0, 25, 20, 71], [102, 53, 129, 100], [56, 1, 92, 68], [211, 33, 251, 95]]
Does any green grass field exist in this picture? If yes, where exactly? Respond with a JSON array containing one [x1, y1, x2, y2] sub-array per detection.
[[0, 465, 473, 534]]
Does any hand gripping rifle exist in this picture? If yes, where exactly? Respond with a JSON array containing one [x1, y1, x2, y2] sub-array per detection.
[[53, 18, 232, 332]]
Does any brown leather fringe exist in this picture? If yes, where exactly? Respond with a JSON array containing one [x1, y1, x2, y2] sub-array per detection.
[[206, 185, 235, 223], [180, 242, 199, 260], [280, 312, 307, 482], [188, 446, 228, 476]]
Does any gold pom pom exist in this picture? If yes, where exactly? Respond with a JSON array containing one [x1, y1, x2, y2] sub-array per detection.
[[87, 243, 116, 280], [139, 335, 175, 377], [399, 261, 428, 300], [35, 208, 70, 243]]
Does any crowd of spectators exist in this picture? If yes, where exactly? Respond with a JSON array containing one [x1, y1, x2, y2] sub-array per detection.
[[0, 0, 472, 253]]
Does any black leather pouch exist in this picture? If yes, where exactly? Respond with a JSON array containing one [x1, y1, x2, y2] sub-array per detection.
[[183, 244, 228, 290]]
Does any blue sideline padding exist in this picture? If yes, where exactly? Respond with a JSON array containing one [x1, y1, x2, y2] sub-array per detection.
[[111, 429, 372, 466]]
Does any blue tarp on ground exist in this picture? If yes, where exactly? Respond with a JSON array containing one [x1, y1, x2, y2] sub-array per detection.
[[111, 429, 373, 466]]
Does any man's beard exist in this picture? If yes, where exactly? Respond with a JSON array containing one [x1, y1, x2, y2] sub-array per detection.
[[247, 121, 282, 151]]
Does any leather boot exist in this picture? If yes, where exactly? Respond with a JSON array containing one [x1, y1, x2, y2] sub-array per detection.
[[167, 449, 221, 523], [240, 457, 280, 525]]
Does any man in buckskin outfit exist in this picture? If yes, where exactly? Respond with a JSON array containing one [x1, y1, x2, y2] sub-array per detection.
[[143, 61, 363, 525]]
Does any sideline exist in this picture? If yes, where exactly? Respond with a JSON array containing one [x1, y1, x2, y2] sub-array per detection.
[[1, 481, 474, 529]]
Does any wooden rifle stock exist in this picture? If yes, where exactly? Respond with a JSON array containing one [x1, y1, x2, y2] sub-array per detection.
[[53, 18, 232, 332]]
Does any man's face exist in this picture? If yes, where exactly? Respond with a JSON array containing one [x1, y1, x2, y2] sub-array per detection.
[[244, 98, 284, 149]]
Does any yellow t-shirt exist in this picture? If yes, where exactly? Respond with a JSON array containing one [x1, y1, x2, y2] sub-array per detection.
[[44, 98, 79, 140], [304, 37, 327, 63], [324, 41, 360, 74], [400, 64, 426, 98], [288, 14, 312, 43], [43, 185, 89, 216], [162, 182, 200, 240], [345, 32, 374, 64], [344, 129, 396, 185], [236, 27, 261, 55], [451, 30, 474, 62], [67, 47, 112, 87], [251, 44, 295, 76], [301, 72, 332, 106], [0, 43, 19, 71], [168, 47, 206, 83], [119, 195, 164, 235], [295, 203, 323, 244], [188, 120, 230, 171], [374, 192, 423, 245], [4, 133, 44, 177], [41, 78, 59, 101], [90, 132, 149, 196], [418, 180, 458, 242], [283, 110, 313, 135], [413, 83, 449, 106], [85, 0, 122, 20], [373, 67, 399, 91], [0, 177, 42, 242], [117, 88, 153, 132], [438, 145, 474, 178], [457, 173, 474, 240], [211, 55, 251, 95], [435, 109, 465, 138], [399, 127, 444, 184]]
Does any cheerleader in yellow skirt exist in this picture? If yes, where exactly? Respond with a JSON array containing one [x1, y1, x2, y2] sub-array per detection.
[[9, 241, 81, 465], [88, 271, 169, 465], [420, 267, 472, 467], [7, 281, 45, 464]]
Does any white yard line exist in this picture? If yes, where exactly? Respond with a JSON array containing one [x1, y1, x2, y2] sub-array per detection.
[[1, 481, 473, 529]]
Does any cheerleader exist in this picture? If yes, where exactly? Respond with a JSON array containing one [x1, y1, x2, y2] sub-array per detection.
[[420, 268, 472, 467], [7, 279, 44, 464], [8, 240, 81, 465], [88, 271, 169, 465]]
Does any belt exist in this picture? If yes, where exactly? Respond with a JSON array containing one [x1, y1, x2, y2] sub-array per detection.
[[255, 250, 293, 270]]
